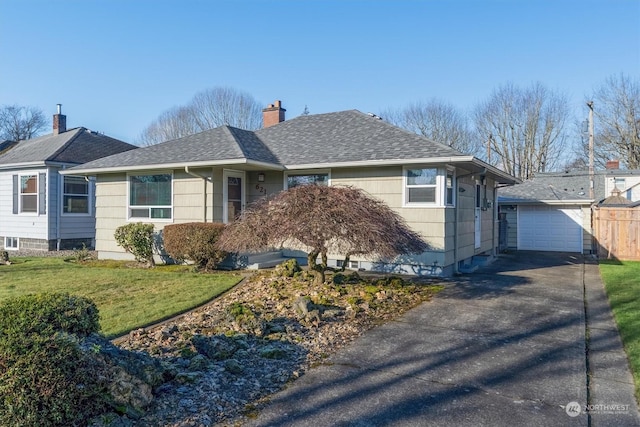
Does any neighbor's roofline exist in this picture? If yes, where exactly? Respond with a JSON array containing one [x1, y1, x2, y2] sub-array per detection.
[[0, 161, 77, 170]]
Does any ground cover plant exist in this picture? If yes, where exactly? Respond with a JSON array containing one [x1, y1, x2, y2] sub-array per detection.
[[599, 259, 640, 401], [0, 257, 241, 338]]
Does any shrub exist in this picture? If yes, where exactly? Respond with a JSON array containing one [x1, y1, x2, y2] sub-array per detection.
[[114, 222, 155, 266], [0, 292, 100, 338], [0, 293, 106, 426], [163, 222, 228, 270]]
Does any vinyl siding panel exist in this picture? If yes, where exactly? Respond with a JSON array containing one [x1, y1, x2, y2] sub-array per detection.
[[331, 166, 447, 268], [0, 168, 49, 240], [173, 170, 213, 223], [95, 174, 129, 254]]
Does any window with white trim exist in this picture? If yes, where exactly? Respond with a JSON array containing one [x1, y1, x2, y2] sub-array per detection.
[[63, 176, 89, 214], [128, 173, 172, 219], [286, 172, 329, 189], [4, 237, 18, 250], [20, 175, 38, 213], [404, 166, 456, 207], [405, 168, 437, 204], [446, 169, 455, 206]]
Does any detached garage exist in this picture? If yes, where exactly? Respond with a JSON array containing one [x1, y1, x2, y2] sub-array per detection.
[[518, 205, 584, 252], [498, 181, 593, 254]]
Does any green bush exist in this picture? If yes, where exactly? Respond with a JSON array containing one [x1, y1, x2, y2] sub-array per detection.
[[114, 222, 155, 266], [0, 292, 100, 338], [0, 293, 106, 426], [163, 222, 228, 270]]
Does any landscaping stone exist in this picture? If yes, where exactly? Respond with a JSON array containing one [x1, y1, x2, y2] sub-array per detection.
[[101, 269, 441, 426]]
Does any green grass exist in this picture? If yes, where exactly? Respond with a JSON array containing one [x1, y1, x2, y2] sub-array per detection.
[[599, 259, 640, 402], [0, 257, 242, 338]]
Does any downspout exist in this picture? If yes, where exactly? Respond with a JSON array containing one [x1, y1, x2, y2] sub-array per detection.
[[56, 167, 61, 250], [492, 181, 498, 258], [454, 194, 459, 274], [185, 166, 209, 222]]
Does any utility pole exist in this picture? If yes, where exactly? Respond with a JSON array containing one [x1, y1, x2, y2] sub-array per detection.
[[487, 134, 492, 163], [587, 101, 595, 199]]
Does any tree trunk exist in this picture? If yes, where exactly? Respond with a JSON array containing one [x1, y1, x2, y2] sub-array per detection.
[[307, 249, 325, 285]]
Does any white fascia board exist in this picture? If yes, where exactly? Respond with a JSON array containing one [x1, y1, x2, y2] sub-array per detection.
[[498, 199, 594, 205], [60, 159, 284, 175], [285, 156, 476, 170], [0, 161, 47, 170], [285, 156, 519, 184]]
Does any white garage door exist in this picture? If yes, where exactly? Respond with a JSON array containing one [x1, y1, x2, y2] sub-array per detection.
[[518, 205, 583, 253]]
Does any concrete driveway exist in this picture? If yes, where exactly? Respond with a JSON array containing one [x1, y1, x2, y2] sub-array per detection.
[[245, 252, 640, 427]]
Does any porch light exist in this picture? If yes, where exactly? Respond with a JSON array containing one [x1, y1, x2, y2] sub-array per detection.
[[258, 173, 265, 182]]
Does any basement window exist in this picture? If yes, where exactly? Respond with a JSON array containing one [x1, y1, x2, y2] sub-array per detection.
[[4, 237, 18, 250]]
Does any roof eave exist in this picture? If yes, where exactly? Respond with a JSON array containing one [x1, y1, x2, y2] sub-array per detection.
[[497, 198, 594, 205], [285, 156, 520, 185], [61, 158, 284, 175]]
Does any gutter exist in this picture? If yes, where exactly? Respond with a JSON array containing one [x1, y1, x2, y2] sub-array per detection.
[[62, 159, 284, 176], [185, 166, 210, 222]]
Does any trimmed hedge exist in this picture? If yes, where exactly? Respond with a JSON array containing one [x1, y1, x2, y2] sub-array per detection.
[[114, 222, 155, 266], [163, 222, 229, 270]]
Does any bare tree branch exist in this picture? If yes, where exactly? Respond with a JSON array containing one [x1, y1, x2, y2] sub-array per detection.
[[474, 82, 570, 180], [382, 99, 481, 156], [0, 105, 47, 141], [137, 87, 263, 146], [579, 73, 640, 169]]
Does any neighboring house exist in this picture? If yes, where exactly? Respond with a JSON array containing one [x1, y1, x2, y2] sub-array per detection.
[[497, 162, 640, 254], [63, 101, 518, 276], [0, 107, 136, 251]]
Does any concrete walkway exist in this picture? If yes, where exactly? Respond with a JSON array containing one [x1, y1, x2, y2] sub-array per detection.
[[246, 252, 640, 427]]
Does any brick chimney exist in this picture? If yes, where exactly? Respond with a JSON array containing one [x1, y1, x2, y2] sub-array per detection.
[[262, 100, 286, 128], [606, 159, 620, 170], [53, 104, 66, 135]]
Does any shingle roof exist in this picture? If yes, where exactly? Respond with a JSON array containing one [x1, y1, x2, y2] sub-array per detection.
[[73, 126, 279, 170], [69, 110, 469, 174], [256, 110, 464, 165], [0, 128, 136, 167], [498, 180, 592, 203]]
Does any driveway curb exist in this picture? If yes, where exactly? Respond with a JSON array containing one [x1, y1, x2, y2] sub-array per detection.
[[583, 256, 640, 426]]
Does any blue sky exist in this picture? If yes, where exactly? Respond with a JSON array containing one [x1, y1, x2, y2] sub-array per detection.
[[1, 0, 638, 144]]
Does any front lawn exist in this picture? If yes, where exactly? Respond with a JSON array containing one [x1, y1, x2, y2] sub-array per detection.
[[0, 257, 242, 338], [599, 259, 640, 401]]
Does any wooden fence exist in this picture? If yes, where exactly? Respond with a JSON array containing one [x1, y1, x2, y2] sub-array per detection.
[[593, 207, 640, 261]]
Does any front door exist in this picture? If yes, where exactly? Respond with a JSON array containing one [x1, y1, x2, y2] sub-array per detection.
[[223, 170, 245, 223]]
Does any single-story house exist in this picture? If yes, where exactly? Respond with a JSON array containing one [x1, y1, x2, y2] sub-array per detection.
[[63, 101, 519, 276], [0, 106, 137, 251], [497, 162, 640, 254]]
